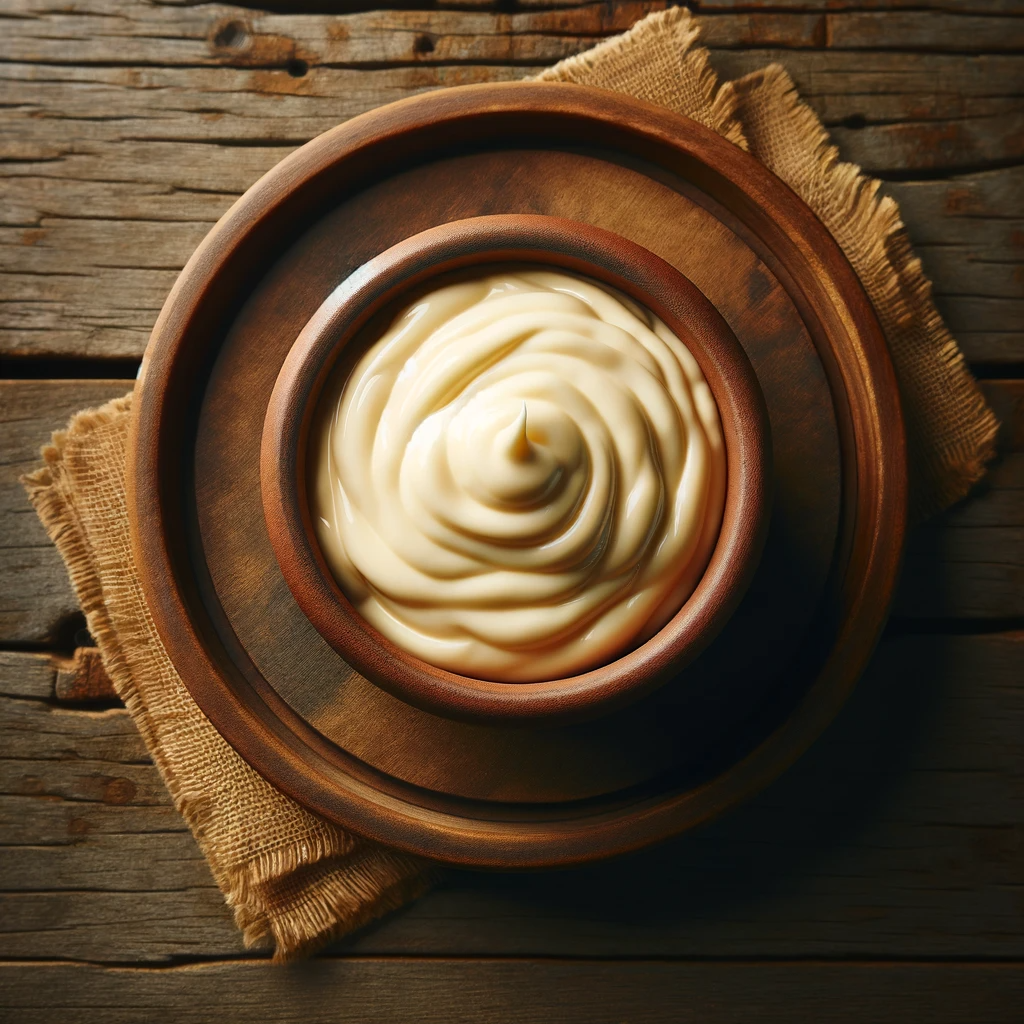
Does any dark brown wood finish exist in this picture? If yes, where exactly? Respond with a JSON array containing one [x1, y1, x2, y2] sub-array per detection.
[[127, 82, 905, 867], [3, 960, 1023, 1024], [262, 215, 772, 724]]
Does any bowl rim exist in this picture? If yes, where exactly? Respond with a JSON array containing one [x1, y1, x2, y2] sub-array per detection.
[[127, 81, 907, 866], [260, 214, 772, 724]]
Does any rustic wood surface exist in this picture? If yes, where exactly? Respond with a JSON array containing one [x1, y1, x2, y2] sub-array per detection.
[[1, 0, 1021, 1019]]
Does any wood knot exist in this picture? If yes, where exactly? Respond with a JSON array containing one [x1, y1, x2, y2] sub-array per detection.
[[209, 18, 314, 75], [414, 34, 436, 56], [211, 19, 250, 52], [102, 777, 137, 806]]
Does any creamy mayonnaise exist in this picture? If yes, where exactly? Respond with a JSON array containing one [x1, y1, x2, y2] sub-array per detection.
[[310, 270, 726, 683]]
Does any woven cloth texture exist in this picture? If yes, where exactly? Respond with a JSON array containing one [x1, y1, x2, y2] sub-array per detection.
[[23, 7, 996, 961]]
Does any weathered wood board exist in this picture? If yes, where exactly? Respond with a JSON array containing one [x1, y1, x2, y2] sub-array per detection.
[[1, 960, 1023, 1024], [1, 629, 1021, 962], [1, 3, 1021, 361]]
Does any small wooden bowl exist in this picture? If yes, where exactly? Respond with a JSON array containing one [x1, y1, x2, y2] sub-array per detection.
[[261, 215, 771, 724]]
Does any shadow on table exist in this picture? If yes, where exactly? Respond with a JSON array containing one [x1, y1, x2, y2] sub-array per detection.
[[331, 618, 947, 946]]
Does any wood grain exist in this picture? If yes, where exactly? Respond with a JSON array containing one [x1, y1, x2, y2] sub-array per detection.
[[897, 454, 1024, 618], [895, 380, 1024, 618], [1, 11, 1021, 361], [1, 629, 1020, 962], [54, 647, 116, 702], [0, 651, 54, 699], [3, 378, 1020, 648], [1, 960, 1022, 1024], [4, 2, 1022, 67], [0, 380, 134, 644]]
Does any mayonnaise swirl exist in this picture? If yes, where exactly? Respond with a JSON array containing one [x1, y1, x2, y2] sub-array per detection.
[[310, 270, 725, 683]]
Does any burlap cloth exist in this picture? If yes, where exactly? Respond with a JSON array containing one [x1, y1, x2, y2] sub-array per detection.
[[22, 8, 998, 961]]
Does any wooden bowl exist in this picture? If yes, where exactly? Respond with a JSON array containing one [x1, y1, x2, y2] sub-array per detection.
[[261, 215, 772, 724], [129, 83, 905, 865]]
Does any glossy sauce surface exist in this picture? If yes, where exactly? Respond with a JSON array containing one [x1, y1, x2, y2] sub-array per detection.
[[310, 270, 725, 682]]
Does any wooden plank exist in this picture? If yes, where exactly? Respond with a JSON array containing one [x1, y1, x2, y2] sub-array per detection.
[[0, 654, 223, 956], [3, 47, 1017, 140], [709, 49, 1024, 175], [2, 374, 1022, 644], [0, 651, 53, 699], [156, 1, 1024, 14], [984, 380, 1024, 452], [881, 169, 1024, 366], [895, 458, 1024, 617], [2, 40, 1020, 150], [886, 168, 1024, 236], [1, 163, 1020, 366], [0, 381, 134, 644], [3, 2, 660, 68], [0, 629, 1020, 961], [1, 960, 1022, 1024], [0, 648, 116, 702], [4, 3, 1022, 68], [0, 685, 151, 770], [2, 52, 1020, 359]]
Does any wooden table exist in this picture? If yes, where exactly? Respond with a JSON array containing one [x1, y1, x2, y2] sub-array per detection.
[[1, 1, 1022, 1019]]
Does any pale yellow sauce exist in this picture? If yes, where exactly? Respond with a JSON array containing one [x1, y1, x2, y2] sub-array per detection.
[[310, 270, 725, 682]]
